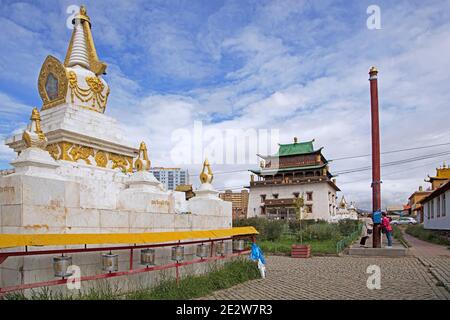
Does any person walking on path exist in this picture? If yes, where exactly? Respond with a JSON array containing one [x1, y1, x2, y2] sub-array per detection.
[[381, 212, 393, 248], [359, 218, 373, 247]]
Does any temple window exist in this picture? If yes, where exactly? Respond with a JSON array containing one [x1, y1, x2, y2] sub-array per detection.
[[306, 192, 313, 201], [437, 197, 441, 217], [443, 194, 446, 217], [431, 200, 434, 218]]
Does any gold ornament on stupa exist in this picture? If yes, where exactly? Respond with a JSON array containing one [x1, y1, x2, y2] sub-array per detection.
[[134, 141, 151, 171], [64, 5, 107, 75], [38, 5, 110, 113], [22, 108, 48, 149], [199, 159, 214, 184]]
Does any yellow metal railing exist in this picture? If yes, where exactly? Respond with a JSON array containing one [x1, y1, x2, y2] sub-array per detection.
[[0, 227, 258, 249]]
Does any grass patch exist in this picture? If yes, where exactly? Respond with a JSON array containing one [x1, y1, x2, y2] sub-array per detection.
[[126, 258, 260, 300], [3, 258, 260, 300], [259, 237, 340, 255], [3, 281, 123, 300], [392, 225, 410, 247], [405, 224, 450, 246]]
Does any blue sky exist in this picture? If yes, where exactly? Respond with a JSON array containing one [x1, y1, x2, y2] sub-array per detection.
[[1, 0, 450, 209]]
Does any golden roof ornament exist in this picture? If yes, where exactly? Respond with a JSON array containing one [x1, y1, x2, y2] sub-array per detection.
[[199, 159, 214, 184], [64, 5, 107, 75], [134, 141, 151, 171], [22, 108, 48, 149], [339, 195, 347, 208], [259, 160, 265, 169]]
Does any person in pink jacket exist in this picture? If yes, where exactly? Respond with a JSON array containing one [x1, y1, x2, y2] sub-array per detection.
[[381, 212, 393, 248]]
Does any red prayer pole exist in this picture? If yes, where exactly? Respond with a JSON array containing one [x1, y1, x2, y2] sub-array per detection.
[[369, 66, 381, 248]]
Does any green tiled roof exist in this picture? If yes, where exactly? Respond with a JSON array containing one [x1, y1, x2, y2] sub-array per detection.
[[275, 140, 315, 157]]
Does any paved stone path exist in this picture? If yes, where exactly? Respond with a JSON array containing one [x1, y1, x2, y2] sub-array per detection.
[[199, 255, 450, 300], [403, 232, 450, 257], [402, 232, 450, 292]]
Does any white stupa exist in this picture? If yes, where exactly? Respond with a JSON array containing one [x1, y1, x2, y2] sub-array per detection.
[[0, 6, 232, 290]]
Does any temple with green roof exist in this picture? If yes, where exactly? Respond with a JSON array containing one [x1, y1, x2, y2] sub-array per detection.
[[247, 137, 340, 221]]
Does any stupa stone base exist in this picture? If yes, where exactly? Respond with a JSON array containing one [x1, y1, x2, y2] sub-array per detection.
[[0, 157, 231, 291]]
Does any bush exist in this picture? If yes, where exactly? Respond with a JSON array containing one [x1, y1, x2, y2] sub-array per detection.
[[337, 219, 360, 236], [234, 217, 286, 241], [288, 219, 320, 232], [298, 223, 341, 241], [265, 220, 284, 241], [233, 217, 268, 239], [235, 218, 361, 242]]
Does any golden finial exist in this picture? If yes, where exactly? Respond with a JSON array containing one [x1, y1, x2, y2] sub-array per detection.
[[31, 107, 40, 120], [22, 107, 47, 149], [74, 5, 91, 25], [65, 4, 107, 75], [369, 66, 378, 74], [134, 141, 151, 171], [339, 196, 347, 208], [200, 159, 214, 184]]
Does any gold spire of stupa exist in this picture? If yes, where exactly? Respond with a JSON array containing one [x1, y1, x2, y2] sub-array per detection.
[[200, 159, 214, 184], [64, 5, 107, 75]]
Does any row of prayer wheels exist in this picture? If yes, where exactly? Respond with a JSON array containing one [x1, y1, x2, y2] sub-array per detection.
[[52, 240, 247, 277]]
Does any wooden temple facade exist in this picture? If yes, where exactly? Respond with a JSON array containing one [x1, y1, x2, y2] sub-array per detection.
[[247, 137, 340, 221]]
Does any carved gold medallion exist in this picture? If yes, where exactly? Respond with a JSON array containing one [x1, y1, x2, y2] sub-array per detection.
[[38, 55, 68, 110]]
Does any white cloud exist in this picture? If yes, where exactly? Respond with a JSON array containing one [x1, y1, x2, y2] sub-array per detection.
[[0, 92, 31, 116]]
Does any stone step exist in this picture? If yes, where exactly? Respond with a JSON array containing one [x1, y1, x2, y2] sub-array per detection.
[[347, 246, 408, 257]]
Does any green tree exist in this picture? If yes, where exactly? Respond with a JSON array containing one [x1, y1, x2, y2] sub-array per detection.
[[294, 194, 305, 244]]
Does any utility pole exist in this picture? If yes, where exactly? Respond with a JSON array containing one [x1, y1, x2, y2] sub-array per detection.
[[369, 66, 382, 248]]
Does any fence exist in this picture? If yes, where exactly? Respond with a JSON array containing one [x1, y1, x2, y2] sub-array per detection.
[[336, 223, 363, 254], [0, 227, 258, 295]]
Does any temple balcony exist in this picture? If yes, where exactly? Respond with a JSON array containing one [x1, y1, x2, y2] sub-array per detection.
[[263, 198, 296, 206], [250, 175, 329, 187]]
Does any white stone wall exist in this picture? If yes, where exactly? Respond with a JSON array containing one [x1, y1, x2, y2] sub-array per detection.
[[0, 155, 232, 292], [0, 161, 231, 234], [247, 182, 338, 221], [423, 189, 450, 230]]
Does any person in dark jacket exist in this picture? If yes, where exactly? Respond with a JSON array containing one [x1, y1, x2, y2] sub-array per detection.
[[359, 218, 373, 247]]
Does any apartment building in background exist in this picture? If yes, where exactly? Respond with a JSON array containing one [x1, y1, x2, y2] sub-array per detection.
[[219, 189, 249, 220], [149, 167, 189, 191]]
